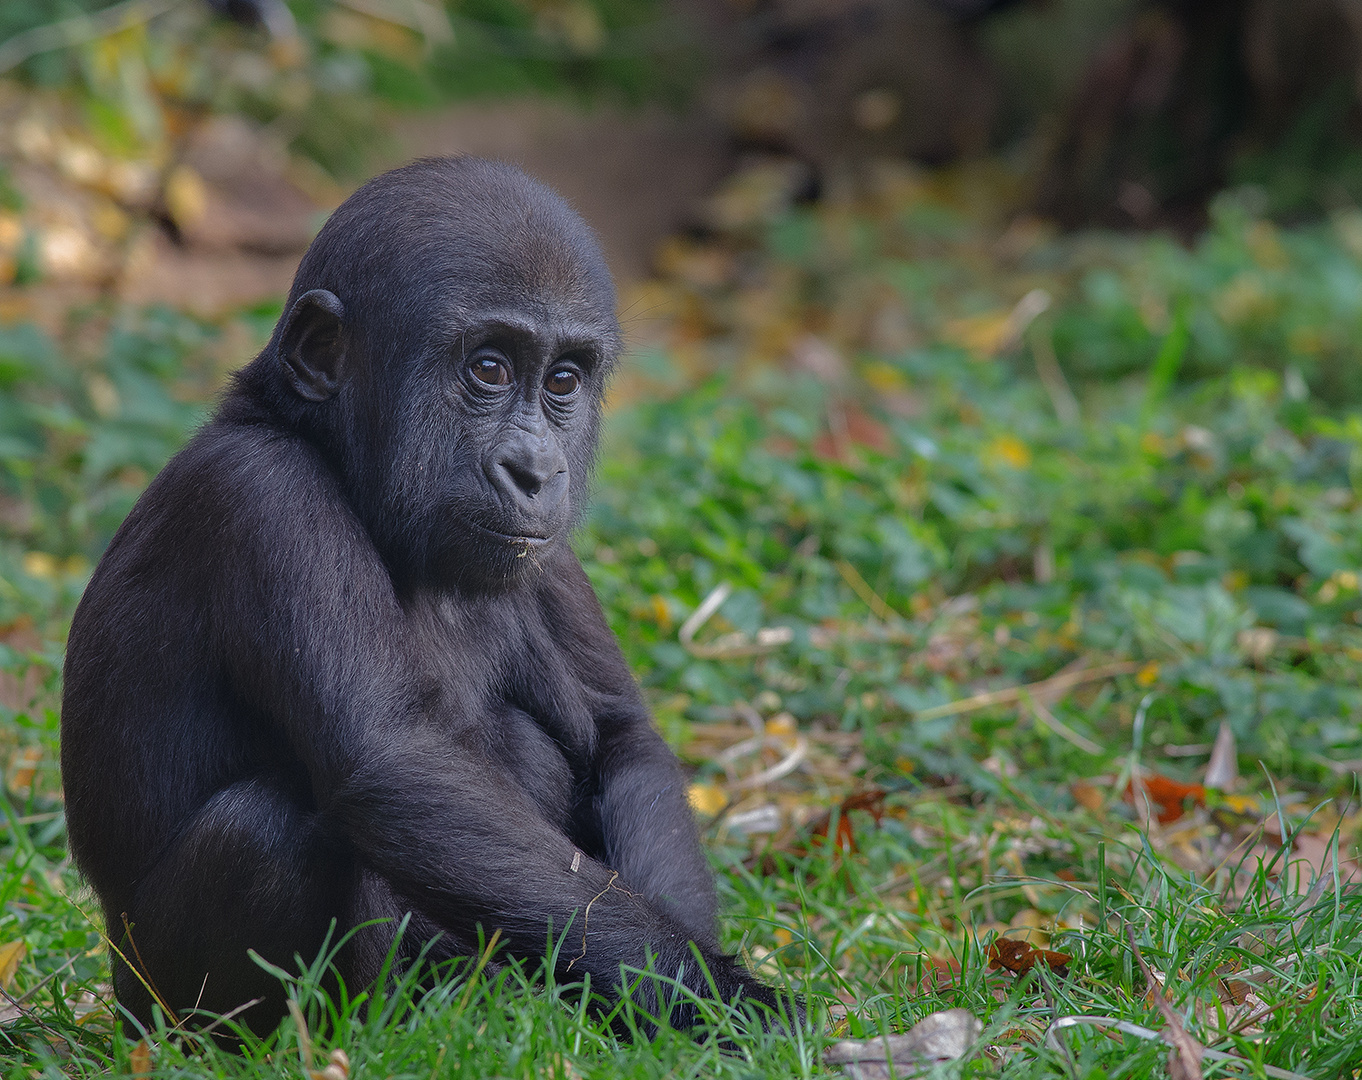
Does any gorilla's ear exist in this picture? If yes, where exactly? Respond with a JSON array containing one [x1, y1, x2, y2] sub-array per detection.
[[280, 289, 347, 402]]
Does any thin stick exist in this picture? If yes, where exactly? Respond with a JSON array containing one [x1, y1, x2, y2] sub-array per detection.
[[835, 560, 899, 622], [1030, 322, 1080, 425], [568, 873, 619, 972], [287, 998, 313, 1075], [0, 0, 186, 75], [194, 996, 265, 1038], [119, 913, 178, 1025], [1022, 690, 1104, 755], [911, 661, 1139, 721]]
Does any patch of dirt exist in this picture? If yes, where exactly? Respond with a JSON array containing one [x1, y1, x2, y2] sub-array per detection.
[[392, 100, 731, 283], [104, 101, 730, 317]]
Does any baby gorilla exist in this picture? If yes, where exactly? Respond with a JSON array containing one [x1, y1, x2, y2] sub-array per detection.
[[60, 157, 782, 1034]]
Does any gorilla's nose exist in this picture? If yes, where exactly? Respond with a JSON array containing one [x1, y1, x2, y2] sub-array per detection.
[[490, 433, 568, 514]]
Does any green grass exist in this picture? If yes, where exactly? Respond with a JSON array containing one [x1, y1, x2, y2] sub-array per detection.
[[3, 189, 1362, 1075]]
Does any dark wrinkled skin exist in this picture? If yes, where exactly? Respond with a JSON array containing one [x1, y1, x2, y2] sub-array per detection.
[[60, 157, 785, 1036]]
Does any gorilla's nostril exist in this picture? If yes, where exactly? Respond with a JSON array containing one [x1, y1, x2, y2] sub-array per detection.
[[499, 458, 548, 499]]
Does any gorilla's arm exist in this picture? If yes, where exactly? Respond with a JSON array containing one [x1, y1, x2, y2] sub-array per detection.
[[214, 435, 771, 1015], [542, 565, 725, 950]]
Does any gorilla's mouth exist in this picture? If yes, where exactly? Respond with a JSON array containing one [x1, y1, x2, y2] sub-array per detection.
[[471, 521, 554, 548]]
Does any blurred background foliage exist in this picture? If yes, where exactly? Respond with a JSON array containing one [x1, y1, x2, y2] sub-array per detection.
[[1, 0, 1362, 798], [3, 4, 1362, 1072], [3, 0, 1362, 783]]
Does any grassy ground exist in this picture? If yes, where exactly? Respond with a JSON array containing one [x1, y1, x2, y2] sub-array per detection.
[[2, 174, 1362, 1076]]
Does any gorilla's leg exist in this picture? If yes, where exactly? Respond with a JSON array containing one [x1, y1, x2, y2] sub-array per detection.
[[341, 868, 472, 991], [111, 776, 370, 1034]]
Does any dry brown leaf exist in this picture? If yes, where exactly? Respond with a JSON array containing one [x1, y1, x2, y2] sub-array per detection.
[[1128, 927, 1204, 1080], [1125, 773, 1206, 824], [824, 1008, 981, 1078], [807, 788, 888, 856], [1204, 720, 1238, 790], [129, 1038, 152, 1077], [915, 955, 961, 993], [0, 941, 25, 989], [985, 937, 1071, 978]]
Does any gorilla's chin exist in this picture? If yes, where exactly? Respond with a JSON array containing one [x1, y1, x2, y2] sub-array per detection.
[[433, 520, 561, 591]]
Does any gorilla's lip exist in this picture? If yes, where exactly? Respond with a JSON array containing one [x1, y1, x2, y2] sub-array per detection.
[[471, 522, 554, 547]]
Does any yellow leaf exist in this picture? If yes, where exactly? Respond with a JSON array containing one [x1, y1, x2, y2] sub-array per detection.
[[21, 552, 57, 579], [986, 434, 1032, 469], [1140, 431, 1167, 455], [8, 746, 41, 795], [129, 1038, 152, 1077], [862, 360, 906, 392], [164, 165, 208, 232], [773, 927, 793, 946], [687, 783, 726, 816], [943, 310, 1012, 357], [1220, 794, 1259, 815], [0, 940, 25, 989], [1136, 662, 1160, 687]]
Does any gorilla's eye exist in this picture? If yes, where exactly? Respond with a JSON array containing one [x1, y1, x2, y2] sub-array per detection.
[[471, 355, 511, 387], [545, 369, 579, 397]]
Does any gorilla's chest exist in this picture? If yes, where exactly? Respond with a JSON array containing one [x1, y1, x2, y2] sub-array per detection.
[[414, 594, 597, 828], [487, 700, 578, 825]]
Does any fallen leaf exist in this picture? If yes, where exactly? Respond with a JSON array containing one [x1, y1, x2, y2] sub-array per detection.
[[6, 747, 41, 795], [1126, 773, 1206, 824], [0, 941, 25, 988], [986, 938, 1071, 978], [129, 1038, 152, 1077], [809, 788, 888, 855], [687, 783, 727, 816], [943, 310, 1013, 357], [1204, 720, 1238, 790], [915, 955, 960, 993], [1128, 927, 1204, 1080], [985, 434, 1032, 469], [824, 1008, 981, 1078]]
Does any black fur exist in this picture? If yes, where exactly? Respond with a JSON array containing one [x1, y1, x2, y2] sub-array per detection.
[[60, 157, 780, 1035]]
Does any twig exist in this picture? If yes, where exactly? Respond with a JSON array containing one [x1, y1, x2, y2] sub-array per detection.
[[118, 913, 177, 1025], [720, 735, 809, 790], [835, 560, 900, 621], [1127, 925, 1204, 1080], [910, 661, 1140, 721], [11, 953, 77, 1004], [1045, 1014, 1314, 1080], [568, 872, 620, 972], [678, 583, 793, 658], [1021, 690, 1104, 755], [0, 0, 188, 76], [287, 999, 313, 1075], [1029, 321, 1081, 425], [194, 996, 265, 1038]]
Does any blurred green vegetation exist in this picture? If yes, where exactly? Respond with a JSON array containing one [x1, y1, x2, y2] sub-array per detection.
[[584, 188, 1362, 794], [2, 3, 1362, 1075], [3, 173, 1362, 803], [0, 0, 687, 181]]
